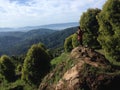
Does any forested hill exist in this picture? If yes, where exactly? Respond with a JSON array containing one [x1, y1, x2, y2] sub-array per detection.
[[45, 26, 78, 48], [0, 22, 78, 32], [0, 26, 78, 55]]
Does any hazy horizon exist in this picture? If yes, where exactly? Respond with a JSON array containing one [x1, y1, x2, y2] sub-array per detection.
[[0, 21, 78, 28], [0, 0, 107, 28]]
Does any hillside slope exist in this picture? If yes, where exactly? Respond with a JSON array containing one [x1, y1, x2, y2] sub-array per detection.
[[0, 27, 78, 55], [0, 29, 56, 55], [39, 46, 120, 90]]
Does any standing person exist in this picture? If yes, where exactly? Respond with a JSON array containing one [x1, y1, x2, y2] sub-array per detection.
[[76, 26, 83, 46]]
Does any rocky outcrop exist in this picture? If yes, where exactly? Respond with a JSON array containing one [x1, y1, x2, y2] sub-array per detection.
[[70, 46, 109, 67], [55, 60, 84, 90], [39, 46, 120, 90]]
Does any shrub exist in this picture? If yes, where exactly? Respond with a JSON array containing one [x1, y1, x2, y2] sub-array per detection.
[[64, 35, 73, 52], [72, 33, 79, 48], [0, 55, 15, 82], [21, 43, 51, 86]]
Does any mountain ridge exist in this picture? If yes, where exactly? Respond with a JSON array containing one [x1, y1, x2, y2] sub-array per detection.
[[0, 26, 78, 55], [0, 22, 78, 32]]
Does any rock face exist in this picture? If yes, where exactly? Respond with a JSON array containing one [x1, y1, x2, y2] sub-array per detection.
[[70, 46, 109, 67], [39, 46, 120, 90], [55, 60, 84, 90]]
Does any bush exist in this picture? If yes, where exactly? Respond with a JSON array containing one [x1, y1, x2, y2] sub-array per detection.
[[21, 43, 51, 86], [0, 55, 15, 82], [64, 33, 80, 52], [64, 35, 73, 52], [72, 33, 79, 48], [97, 0, 120, 64]]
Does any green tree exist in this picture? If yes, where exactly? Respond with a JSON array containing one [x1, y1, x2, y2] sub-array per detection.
[[64, 35, 73, 52], [38, 43, 52, 59], [0, 55, 15, 82], [38, 42, 47, 50], [21, 43, 50, 86], [64, 33, 80, 52], [80, 8, 101, 48], [97, 0, 120, 63]]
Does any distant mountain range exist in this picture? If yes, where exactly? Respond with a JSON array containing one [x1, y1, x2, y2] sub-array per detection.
[[0, 26, 78, 55], [0, 22, 79, 32]]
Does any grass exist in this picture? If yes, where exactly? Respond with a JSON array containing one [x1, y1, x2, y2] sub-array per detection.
[[41, 52, 76, 84], [50, 52, 72, 83], [95, 49, 105, 55], [51, 52, 70, 66]]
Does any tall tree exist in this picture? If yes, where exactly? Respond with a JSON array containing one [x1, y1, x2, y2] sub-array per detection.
[[97, 0, 120, 64], [80, 8, 101, 48], [22, 43, 50, 86]]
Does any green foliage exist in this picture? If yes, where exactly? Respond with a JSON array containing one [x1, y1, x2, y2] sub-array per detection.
[[38, 43, 52, 59], [49, 53, 74, 84], [50, 47, 64, 58], [11, 55, 25, 71], [64, 35, 73, 52], [72, 33, 79, 48], [0, 79, 37, 90], [64, 33, 80, 52], [21, 43, 51, 86], [16, 64, 22, 74], [0, 27, 77, 56], [0, 80, 23, 90], [51, 53, 70, 66], [38, 42, 47, 50], [0, 55, 15, 82], [97, 0, 120, 64], [80, 8, 101, 49]]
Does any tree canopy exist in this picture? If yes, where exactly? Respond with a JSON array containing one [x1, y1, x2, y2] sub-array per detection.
[[80, 8, 101, 49], [0, 55, 15, 82], [22, 43, 51, 86], [97, 0, 120, 64]]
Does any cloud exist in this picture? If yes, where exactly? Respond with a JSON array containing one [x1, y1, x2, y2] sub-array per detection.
[[92, 0, 107, 8], [0, 0, 107, 27]]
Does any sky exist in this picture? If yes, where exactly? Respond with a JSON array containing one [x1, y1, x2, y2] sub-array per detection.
[[0, 0, 107, 28]]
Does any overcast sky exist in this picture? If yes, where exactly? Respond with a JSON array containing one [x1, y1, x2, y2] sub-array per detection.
[[0, 0, 107, 27]]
